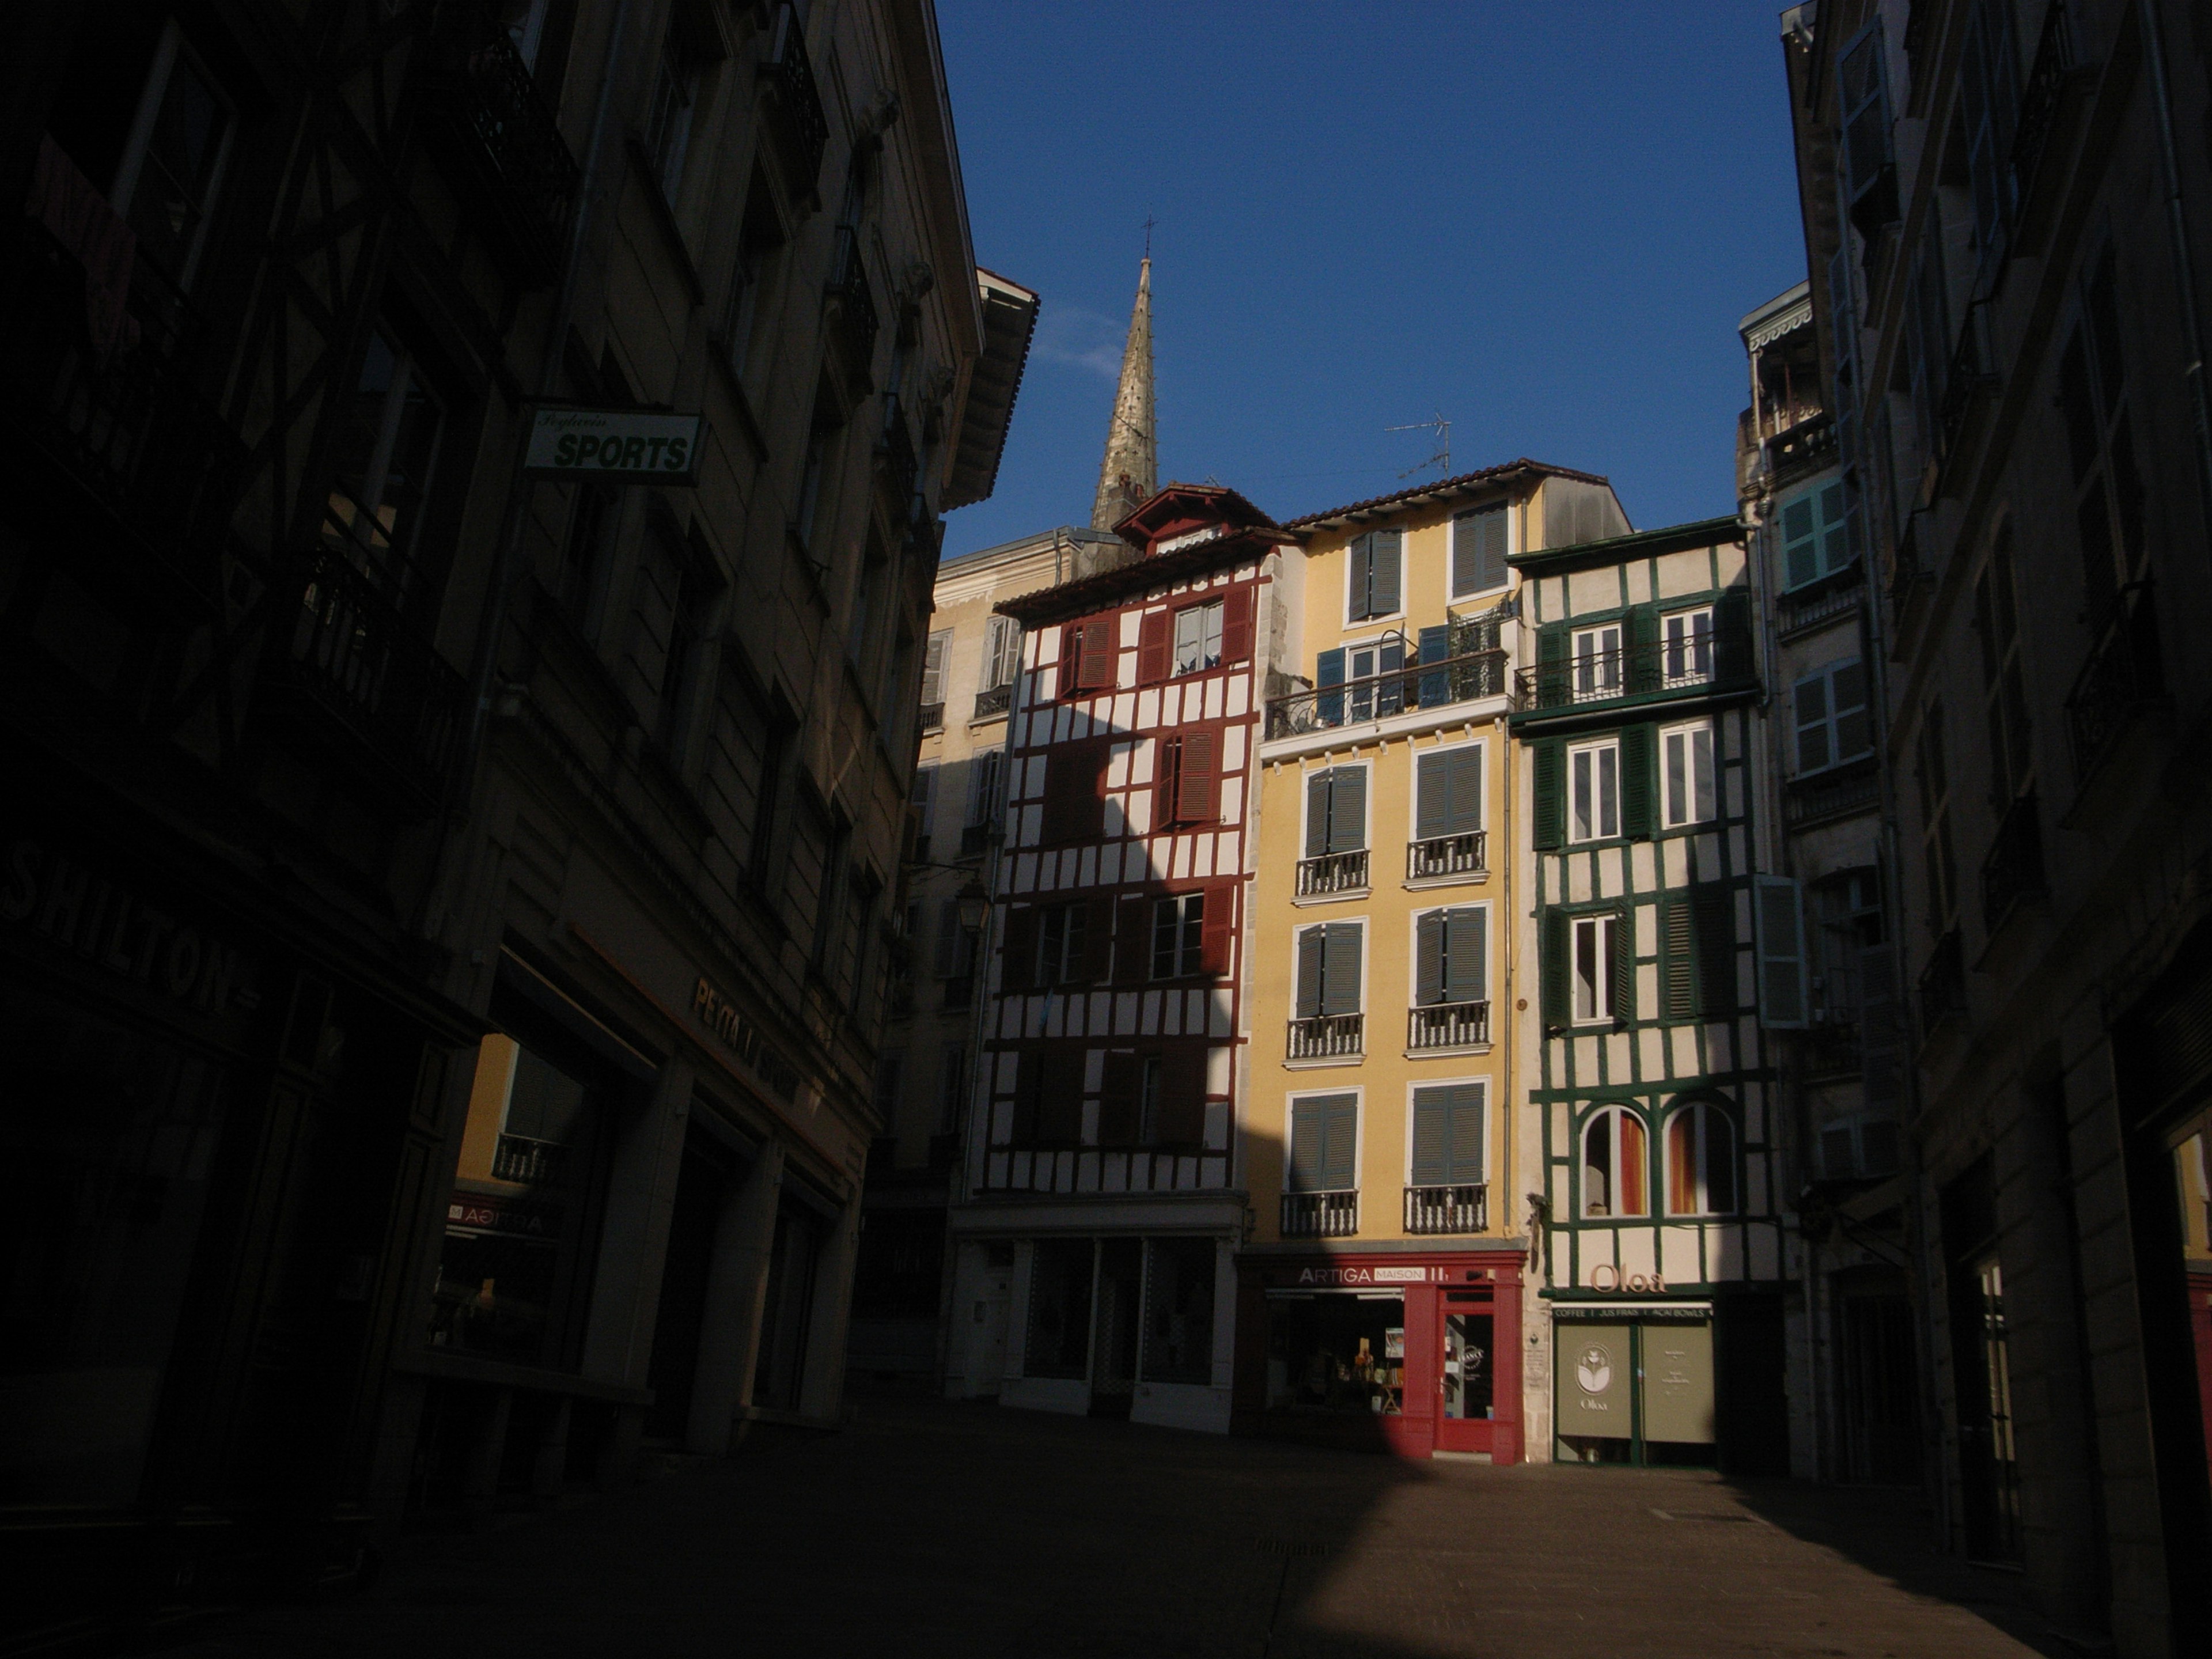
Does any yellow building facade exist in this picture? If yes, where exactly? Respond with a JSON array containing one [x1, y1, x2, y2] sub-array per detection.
[[1230, 463, 1627, 1460]]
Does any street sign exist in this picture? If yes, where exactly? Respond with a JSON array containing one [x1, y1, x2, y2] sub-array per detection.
[[523, 406, 705, 484]]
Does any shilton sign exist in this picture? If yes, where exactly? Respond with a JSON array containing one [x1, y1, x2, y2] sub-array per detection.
[[524, 406, 704, 484]]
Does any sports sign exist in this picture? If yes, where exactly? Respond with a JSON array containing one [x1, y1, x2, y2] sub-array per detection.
[[524, 406, 704, 484]]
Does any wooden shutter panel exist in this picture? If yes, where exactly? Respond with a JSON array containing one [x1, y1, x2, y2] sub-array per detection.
[[1532, 740, 1565, 850], [1415, 911, 1446, 1007], [1327, 766, 1366, 853], [1663, 896, 1696, 1019], [1179, 726, 1220, 824], [1011, 1051, 1041, 1143], [1540, 910, 1569, 1029], [1859, 942, 1904, 1109], [1347, 533, 1373, 619], [1449, 513, 1478, 598], [1305, 771, 1332, 858], [1154, 737, 1181, 828], [1074, 619, 1114, 689], [1295, 926, 1325, 1018], [1794, 673, 1831, 772], [1628, 605, 1661, 693], [1612, 906, 1635, 1020], [1114, 894, 1150, 986], [919, 632, 948, 703], [1371, 528, 1402, 615], [1410, 1089, 1449, 1186], [1417, 623, 1450, 706], [1099, 1051, 1141, 1145], [1289, 1100, 1324, 1190], [1536, 620, 1570, 706], [1320, 1096, 1358, 1190], [1475, 506, 1508, 593], [1714, 586, 1753, 683], [1158, 1046, 1207, 1146], [1415, 750, 1448, 840], [1620, 724, 1656, 839], [1693, 884, 1736, 1016], [999, 908, 1037, 993], [1137, 608, 1171, 683], [1446, 1084, 1485, 1183], [1754, 874, 1809, 1027], [1039, 1050, 1085, 1142], [1082, 893, 1115, 983], [1316, 647, 1346, 725], [1447, 906, 1486, 1003], [1199, 885, 1232, 975], [1321, 922, 1362, 1017], [1448, 745, 1482, 832], [1220, 585, 1255, 663]]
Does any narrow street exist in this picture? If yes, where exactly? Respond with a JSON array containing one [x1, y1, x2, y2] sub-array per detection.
[[169, 1387, 2059, 1659]]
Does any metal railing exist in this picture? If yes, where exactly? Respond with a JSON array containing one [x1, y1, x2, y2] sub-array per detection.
[[1937, 302, 1999, 460], [1785, 759, 1880, 827], [824, 225, 879, 384], [1801, 1022, 1863, 1077], [1407, 831, 1485, 881], [1296, 849, 1369, 896], [959, 823, 993, 857], [1918, 928, 1967, 1039], [1281, 1190, 1359, 1238], [491, 1132, 567, 1185], [972, 683, 1012, 720], [1779, 573, 1863, 638], [1981, 791, 2047, 933], [2010, 0, 2078, 207], [1265, 648, 1508, 740], [1407, 1000, 1490, 1051], [423, 3, 581, 286], [1514, 628, 1748, 714], [1287, 1013, 1363, 1062], [762, 2, 829, 198], [2065, 582, 2162, 778], [1403, 1183, 1487, 1235]]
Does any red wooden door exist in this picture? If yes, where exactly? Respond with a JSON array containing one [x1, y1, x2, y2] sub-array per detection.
[[1435, 1287, 1498, 1455]]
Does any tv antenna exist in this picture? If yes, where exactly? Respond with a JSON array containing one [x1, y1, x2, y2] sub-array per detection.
[[1385, 411, 1451, 479]]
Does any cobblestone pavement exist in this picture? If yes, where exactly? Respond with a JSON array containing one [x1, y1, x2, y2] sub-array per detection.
[[167, 1386, 2064, 1659]]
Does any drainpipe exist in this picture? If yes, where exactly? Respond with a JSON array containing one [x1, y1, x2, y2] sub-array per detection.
[[2139, 0, 2212, 547]]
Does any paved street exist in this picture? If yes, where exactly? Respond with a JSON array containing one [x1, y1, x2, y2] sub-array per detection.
[[166, 1385, 2064, 1659]]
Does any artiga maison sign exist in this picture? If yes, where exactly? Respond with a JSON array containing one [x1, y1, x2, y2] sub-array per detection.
[[524, 406, 705, 484]]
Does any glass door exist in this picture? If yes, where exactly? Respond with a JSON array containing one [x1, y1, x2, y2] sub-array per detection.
[[1435, 1291, 1495, 1453]]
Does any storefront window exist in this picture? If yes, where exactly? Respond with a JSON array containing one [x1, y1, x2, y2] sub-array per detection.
[[1264, 1293, 1405, 1416], [753, 1201, 820, 1410], [1140, 1237, 1215, 1386], [1025, 1238, 1093, 1380]]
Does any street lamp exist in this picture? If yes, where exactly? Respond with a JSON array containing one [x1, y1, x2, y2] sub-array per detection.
[[956, 881, 990, 933]]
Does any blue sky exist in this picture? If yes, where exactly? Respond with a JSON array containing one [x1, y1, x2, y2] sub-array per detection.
[[935, 2, 1809, 555]]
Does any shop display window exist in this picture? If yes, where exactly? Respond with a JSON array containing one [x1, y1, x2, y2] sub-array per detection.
[[1024, 1237, 1093, 1379], [1140, 1237, 1215, 1385], [1263, 1293, 1405, 1416]]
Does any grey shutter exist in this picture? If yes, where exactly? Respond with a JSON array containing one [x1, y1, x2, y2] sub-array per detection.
[[1417, 624, 1450, 706], [1289, 1100, 1324, 1191], [1446, 1085, 1485, 1183], [1415, 911, 1445, 1006], [1410, 1090, 1449, 1185], [1445, 745, 1482, 833], [1295, 926, 1325, 1018], [1859, 942, 1904, 1108], [1321, 923, 1362, 1017], [1371, 528, 1403, 615], [920, 630, 949, 704], [1474, 506, 1508, 592], [1320, 1096, 1358, 1190], [912, 765, 935, 834], [1327, 767, 1366, 853], [1347, 533, 1374, 619], [932, 895, 961, 977], [1446, 906, 1486, 1003], [1415, 750, 1448, 840], [1755, 874, 1809, 1028], [1794, 673, 1831, 772], [1316, 647, 1346, 725], [1305, 770, 1331, 858]]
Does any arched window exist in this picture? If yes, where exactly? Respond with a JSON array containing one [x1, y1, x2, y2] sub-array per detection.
[[1665, 1100, 1738, 1215], [1581, 1107, 1647, 1217]]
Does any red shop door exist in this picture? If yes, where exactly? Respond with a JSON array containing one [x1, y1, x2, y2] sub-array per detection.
[[1435, 1289, 1499, 1455]]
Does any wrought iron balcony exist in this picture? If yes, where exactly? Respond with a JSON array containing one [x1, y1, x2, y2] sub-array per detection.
[[1281, 1190, 1358, 1239], [1981, 791, 2047, 934], [1785, 757, 1880, 827], [1287, 1013, 1363, 1062], [877, 392, 917, 514], [1514, 626, 1749, 714], [491, 1132, 567, 1185], [824, 225, 880, 387], [423, 3, 581, 286], [1403, 1183, 1487, 1235], [972, 683, 1013, 720], [1407, 1000, 1490, 1052], [1407, 831, 1485, 882], [2065, 582, 2163, 779], [1937, 303, 1999, 461], [1918, 928, 1967, 1040], [761, 2, 829, 200], [959, 823, 994, 857], [1778, 572, 1863, 638], [1296, 849, 1369, 897], [1265, 648, 1507, 740]]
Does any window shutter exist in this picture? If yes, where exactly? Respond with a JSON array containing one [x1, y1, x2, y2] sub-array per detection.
[[1714, 587, 1753, 683], [920, 631, 949, 704], [1220, 585, 1255, 663], [1832, 660, 1872, 760], [1532, 740, 1565, 850], [1620, 724, 1656, 839], [1794, 674, 1831, 772], [1447, 906, 1486, 1003], [1536, 622, 1569, 706], [1540, 909, 1569, 1028], [1415, 750, 1448, 840], [1039, 1050, 1085, 1142], [1370, 528, 1403, 615], [1410, 1090, 1449, 1186], [1099, 1051, 1141, 1145], [1321, 923, 1362, 1017], [1781, 494, 1821, 589], [1446, 1084, 1484, 1183], [1114, 893, 1150, 986], [912, 765, 935, 835], [933, 895, 961, 978], [1136, 608, 1171, 683], [1415, 911, 1445, 1007], [1475, 506, 1508, 592], [1327, 766, 1366, 854], [1417, 624, 1451, 707], [1450, 744, 1483, 831], [1154, 737, 1181, 828], [1295, 926, 1325, 1018], [1627, 604, 1661, 693], [1000, 907, 1037, 993], [1693, 884, 1736, 1016], [1859, 942, 1904, 1109], [1082, 893, 1114, 983], [1316, 647, 1346, 725], [1158, 1045, 1207, 1145], [1305, 770, 1332, 858], [1754, 874, 1809, 1028], [1662, 896, 1696, 1019], [1838, 22, 1899, 237], [1347, 533, 1374, 619], [1320, 1096, 1358, 1190], [1078, 619, 1115, 689], [1179, 726, 1220, 824], [1199, 887, 1232, 975], [1010, 1052, 1041, 1144], [1817, 482, 1853, 578], [1289, 1099, 1325, 1190], [1612, 906, 1635, 1020]]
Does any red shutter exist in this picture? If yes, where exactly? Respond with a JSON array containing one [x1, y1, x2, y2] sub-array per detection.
[[1077, 619, 1115, 689], [1179, 726, 1220, 824], [1010, 1051, 1040, 1143], [1000, 907, 1037, 991], [1157, 1044, 1208, 1146], [1155, 736, 1181, 827], [1137, 608, 1171, 683], [1114, 893, 1152, 986], [1199, 882, 1233, 976], [1043, 743, 1105, 843], [1220, 585, 1255, 664], [1099, 1051, 1141, 1144], [1083, 893, 1114, 982]]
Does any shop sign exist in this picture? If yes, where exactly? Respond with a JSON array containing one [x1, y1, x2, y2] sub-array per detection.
[[523, 407, 704, 484], [1586, 1263, 1668, 1293], [1564, 1325, 1632, 1435], [448, 1194, 559, 1240], [1290, 1264, 1436, 1287], [692, 975, 801, 1103]]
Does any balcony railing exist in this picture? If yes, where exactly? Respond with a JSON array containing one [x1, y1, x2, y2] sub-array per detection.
[[1265, 648, 1508, 740], [1778, 572, 1863, 638], [972, 683, 1012, 720], [1287, 1013, 1363, 1062], [1785, 759, 1880, 827], [1403, 1183, 1487, 1235], [1937, 302, 1998, 461], [1407, 831, 1485, 881], [1407, 1000, 1490, 1052], [761, 2, 829, 199], [2010, 0, 2079, 209], [1514, 628, 1749, 714], [1981, 791, 2047, 933], [1801, 1022, 1863, 1077], [1764, 411, 1836, 479], [1296, 849, 1369, 897], [877, 392, 917, 512], [1918, 929, 1967, 1040], [423, 4, 581, 286], [491, 1132, 567, 1185], [824, 225, 880, 386], [918, 701, 945, 732], [2065, 582, 2163, 778], [959, 822, 993, 857], [1281, 1190, 1358, 1238]]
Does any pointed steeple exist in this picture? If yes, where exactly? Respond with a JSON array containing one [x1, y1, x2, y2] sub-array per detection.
[[1090, 255, 1156, 532]]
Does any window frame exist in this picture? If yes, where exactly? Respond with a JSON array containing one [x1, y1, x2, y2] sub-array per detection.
[[1344, 528, 1406, 624], [1567, 738, 1620, 844], [1660, 719, 1717, 830], [1793, 657, 1873, 777], [1777, 479, 1855, 591], [1292, 918, 1367, 1018], [1448, 502, 1510, 600], [1413, 738, 1484, 844], [1150, 892, 1206, 981], [1286, 1089, 1362, 1194], [1303, 761, 1371, 858], [1662, 1099, 1739, 1216], [1580, 1104, 1650, 1219], [1570, 912, 1620, 1025], [1410, 903, 1489, 1008], [1570, 622, 1623, 702], [1171, 599, 1225, 676], [1406, 1078, 1488, 1187], [1660, 606, 1714, 688]]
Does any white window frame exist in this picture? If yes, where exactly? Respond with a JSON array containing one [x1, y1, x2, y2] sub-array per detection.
[[1661, 606, 1714, 688], [1411, 737, 1484, 843], [1151, 892, 1206, 980], [1567, 738, 1620, 844], [1290, 918, 1369, 1017], [1570, 913, 1618, 1025], [1580, 1104, 1650, 1218], [1286, 1086, 1365, 1194], [1660, 719, 1717, 829], [1571, 623, 1623, 702], [1172, 599, 1224, 676]]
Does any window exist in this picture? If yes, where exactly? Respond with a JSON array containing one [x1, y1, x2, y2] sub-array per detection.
[[1661, 885, 1734, 1022], [657, 541, 715, 757], [918, 627, 950, 724], [1347, 528, 1404, 621], [1960, 0, 2021, 272], [1024, 1237, 1093, 1378], [1410, 1084, 1485, 1187], [1414, 907, 1487, 1007], [1289, 1094, 1358, 1191], [1793, 660, 1872, 774], [911, 763, 938, 851], [1450, 504, 1508, 598], [1753, 874, 1809, 1029], [1778, 480, 1855, 589], [1837, 21, 1898, 240], [1172, 600, 1224, 675], [1157, 728, 1220, 827], [1568, 740, 1619, 842], [750, 716, 793, 889], [323, 324, 447, 599], [721, 170, 787, 383], [1571, 914, 1619, 1024], [1414, 745, 1482, 843], [1152, 894, 1205, 980], [966, 749, 1005, 837], [1581, 1107, 1648, 1217], [1916, 702, 1960, 933], [872, 1050, 903, 1124], [846, 541, 887, 669], [1974, 529, 2033, 804], [1041, 738, 1108, 843], [1304, 766, 1368, 857], [1065, 618, 1116, 694], [1664, 1101, 1738, 1215], [1661, 608, 1713, 687], [1036, 901, 1090, 987], [794, 391, 840, 552], [1572, 623, 1622, 702], [560, 483, 614, 624], [1009, 1050, 1084, 1147], [1661, 722, 1716, 828], [982, 615, 1022, 692], [111, 22, 233, 287], [1141, 1238, 1217, 1385], [643, 25, 703, 202], [936, 1044, 966, 1132], [1294, 922, 1363, 1017]]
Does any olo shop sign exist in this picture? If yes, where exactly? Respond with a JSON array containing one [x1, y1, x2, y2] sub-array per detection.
[[524, 406, 704, 484], [1586, 1263, 1669, 1294]]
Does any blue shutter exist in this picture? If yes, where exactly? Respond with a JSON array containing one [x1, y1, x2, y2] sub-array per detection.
[[1417, 624, 1450, 708], [1415, 911, 1445, 1007], [1295, 926, 1325, 1018], [1321, 923, 1362, 1017], [1316, 647, 1346, 726], [1327, 767, 1366, 854], [1445, 906, 1485, 1003], [1304, 770, 1331, 859]]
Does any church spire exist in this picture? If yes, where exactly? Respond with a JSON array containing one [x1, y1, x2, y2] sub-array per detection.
[[1090, 254, 1156, 532]]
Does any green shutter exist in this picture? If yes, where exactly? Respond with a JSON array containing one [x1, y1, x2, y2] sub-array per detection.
[[1694, 884, 1736, 1016], [1417, 624, 1450, 707], [1415, 911, 1445, 1006], [1620, 724, 1656, 839], [1536, 622, 1569, 705], [1446, 906, 1486, 1003], [1662, 896, 1696, 1020], [1781, 493, 1820, 589], [1295, 926, 1324, 1018], [1532, 740, 1565, 850], [1316, 647, 1346, 725], [1321, 922, 1363, 1017], [1612, 905, 1635, 1020], [1541, 909, 1569, 1029], [1715, 586, 1753, 683], [1628, 604, 1661, 693]]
